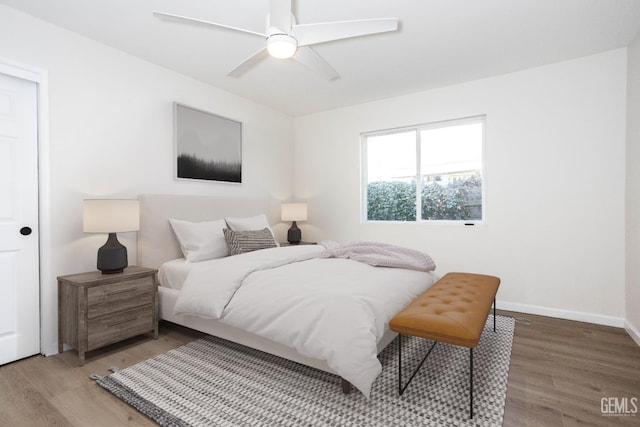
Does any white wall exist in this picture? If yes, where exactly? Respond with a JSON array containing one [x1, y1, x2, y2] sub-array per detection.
[[0, 5, 295, 355], [626, 33, 640, 345], [294, 49, 627, 326], [0, 4, 632, 355]]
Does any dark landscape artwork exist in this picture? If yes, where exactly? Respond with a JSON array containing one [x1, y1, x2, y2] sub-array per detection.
[[174, 103, 242, 183]]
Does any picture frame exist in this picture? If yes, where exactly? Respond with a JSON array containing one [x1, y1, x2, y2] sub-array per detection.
[[174, 103, 242, 183]]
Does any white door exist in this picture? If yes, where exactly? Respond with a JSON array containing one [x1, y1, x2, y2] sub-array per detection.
[[0, 72, 40, 365]]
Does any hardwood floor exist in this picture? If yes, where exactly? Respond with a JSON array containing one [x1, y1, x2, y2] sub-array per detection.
[[0, 323, 205, 427], [501, 311, 640, 427], [0, 312, 638, 426]]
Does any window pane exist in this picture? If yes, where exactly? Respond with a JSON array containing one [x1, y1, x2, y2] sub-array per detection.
[[366, 131, 417, 221], [420, 122, 483, 220]]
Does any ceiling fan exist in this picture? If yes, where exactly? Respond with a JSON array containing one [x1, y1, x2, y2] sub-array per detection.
[[153, 0, 399, 80]]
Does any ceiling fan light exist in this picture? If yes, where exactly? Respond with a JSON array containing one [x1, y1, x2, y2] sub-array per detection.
[[267, 34, 298, 59]]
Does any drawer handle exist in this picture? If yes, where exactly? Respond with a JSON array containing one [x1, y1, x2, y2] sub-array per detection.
[[106, 317, 137, 327], [106, 288, 136, 296]]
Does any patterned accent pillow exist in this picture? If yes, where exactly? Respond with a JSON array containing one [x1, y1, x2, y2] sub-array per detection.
[[223, 228, 278, 255]]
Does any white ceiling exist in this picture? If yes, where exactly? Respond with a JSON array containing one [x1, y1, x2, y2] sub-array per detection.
[[3, 0, 640, 116]]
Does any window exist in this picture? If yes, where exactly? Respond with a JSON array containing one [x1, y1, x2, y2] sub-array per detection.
[[362, 116, 484, 223]]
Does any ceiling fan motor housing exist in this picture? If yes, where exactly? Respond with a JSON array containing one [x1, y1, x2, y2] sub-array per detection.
[[266, 33, 298, 59]]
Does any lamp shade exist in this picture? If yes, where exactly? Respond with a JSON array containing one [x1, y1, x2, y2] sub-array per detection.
[[281, 203, 308, 222], [83, 199, 140, 233]]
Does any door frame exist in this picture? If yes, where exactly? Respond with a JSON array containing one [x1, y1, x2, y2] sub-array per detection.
[[0, 56, 52, 356]]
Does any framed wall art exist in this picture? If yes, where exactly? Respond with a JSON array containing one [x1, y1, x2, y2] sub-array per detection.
[[174, 103, 242, 183]]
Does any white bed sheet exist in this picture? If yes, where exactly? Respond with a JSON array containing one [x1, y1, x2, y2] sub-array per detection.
[[158, 258, 190, 289], [169, 245, 437, 398], [158, 246, 319, 290], [158, 286, 342, 374]]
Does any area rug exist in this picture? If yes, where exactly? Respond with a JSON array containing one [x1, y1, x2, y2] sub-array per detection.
[[96, 315, 514, 427]]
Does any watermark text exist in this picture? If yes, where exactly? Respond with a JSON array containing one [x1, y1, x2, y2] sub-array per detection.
[[601, 397, 638, 417]]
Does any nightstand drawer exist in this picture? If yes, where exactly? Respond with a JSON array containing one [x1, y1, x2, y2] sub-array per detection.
[[58, 266, 159, 365], [87, 277, 154, 319], [88, 306, 154, 350]]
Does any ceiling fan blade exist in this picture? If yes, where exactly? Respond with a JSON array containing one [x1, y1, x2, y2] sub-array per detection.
[[153, 11, 266, 38], [294, 46, 339, 81], [267, 0, 292, 34], [267, 0, 293, 34], [268, 0, 292, 32], [294, 18, 398, 46], [227, 48, 269, 77]]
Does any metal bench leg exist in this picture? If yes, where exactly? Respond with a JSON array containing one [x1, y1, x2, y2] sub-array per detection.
[[493, 297, 496, 332], [469, 347, 474, 419], [397, 334, 438, 395], [398, 333, 402, 395]]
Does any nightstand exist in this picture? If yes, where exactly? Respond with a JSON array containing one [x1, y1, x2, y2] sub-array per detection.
[[57, 266, 158, 366], [280, 241, 317, 246]]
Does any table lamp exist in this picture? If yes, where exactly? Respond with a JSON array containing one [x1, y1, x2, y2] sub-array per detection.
[[281, 203, 308, 244], [83, 199, 140, 274]]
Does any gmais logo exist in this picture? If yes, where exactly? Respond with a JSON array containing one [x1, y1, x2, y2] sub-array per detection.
[[601, 397, 638, 416]]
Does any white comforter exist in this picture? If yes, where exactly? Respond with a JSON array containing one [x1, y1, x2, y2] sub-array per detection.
[[173, 245, 437, 397]]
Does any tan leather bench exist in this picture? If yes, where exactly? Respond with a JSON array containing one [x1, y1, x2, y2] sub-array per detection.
[[389, 272, 500, 419]]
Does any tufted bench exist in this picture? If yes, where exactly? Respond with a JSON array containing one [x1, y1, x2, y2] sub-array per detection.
[[389, 272, 500, 419]]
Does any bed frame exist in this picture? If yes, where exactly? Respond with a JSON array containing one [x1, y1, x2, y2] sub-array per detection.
[[137, 193, 397, 393]]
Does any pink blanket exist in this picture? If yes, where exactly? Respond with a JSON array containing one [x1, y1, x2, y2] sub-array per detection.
[[319, 241, 436, 272]]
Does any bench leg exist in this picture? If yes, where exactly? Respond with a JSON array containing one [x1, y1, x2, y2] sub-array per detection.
[[397, 334, 438, 395], [469, 348, 474, 419], [398, 334, 402, 395], [493, 297, 496, 332]]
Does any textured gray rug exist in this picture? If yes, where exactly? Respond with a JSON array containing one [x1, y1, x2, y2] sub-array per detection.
[[97, 315, 514, 426]]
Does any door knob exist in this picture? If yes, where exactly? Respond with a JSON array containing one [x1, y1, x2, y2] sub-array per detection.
[[20, 227, 32, 236]]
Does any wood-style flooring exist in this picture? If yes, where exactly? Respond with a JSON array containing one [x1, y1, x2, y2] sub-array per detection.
[[0, 311, 638, 427]]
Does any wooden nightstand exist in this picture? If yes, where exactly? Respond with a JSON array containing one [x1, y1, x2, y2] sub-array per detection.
[[57, 266, 158, 366], [280, 241, 317, 246]]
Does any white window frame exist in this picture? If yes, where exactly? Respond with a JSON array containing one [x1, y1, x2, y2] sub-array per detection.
[[361, 115, 486, 224]]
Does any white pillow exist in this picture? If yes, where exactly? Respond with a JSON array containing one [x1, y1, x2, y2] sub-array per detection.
[[224, 214, 278, 244], [169, 218, 230, 262]]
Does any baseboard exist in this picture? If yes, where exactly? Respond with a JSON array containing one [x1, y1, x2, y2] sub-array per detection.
[[624, 320, 640, 348], [497, 300, 624, 328]]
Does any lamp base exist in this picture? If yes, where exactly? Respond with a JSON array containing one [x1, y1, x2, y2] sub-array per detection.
[[287, 221, 301, 244], [97, 232, 128, 274]]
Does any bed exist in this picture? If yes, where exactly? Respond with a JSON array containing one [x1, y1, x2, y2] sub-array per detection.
[[137, 194, 438, 397]]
